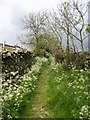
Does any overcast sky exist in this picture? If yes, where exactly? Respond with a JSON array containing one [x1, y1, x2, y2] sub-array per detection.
[[0, 0, 89, 47]]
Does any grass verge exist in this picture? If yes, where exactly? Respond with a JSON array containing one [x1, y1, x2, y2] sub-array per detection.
[[47, 60, 89, 119]]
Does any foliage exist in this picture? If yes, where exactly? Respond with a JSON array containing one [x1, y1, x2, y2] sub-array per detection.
[[86, 24, 90, 33], [31, 34, 59, 57], [20, 0, 89, 63], [2, 57, 48, 119], [1, 55, 90, 119], [59, 51, 90, 69], [47, 56, 89, 118], [71, 52, 90, 69], [1, 0, 90, 119]]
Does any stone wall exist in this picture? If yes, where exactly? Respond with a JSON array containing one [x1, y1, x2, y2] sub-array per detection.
[[2, 49, 35, 89]]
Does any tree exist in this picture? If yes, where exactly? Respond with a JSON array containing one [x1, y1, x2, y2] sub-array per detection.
[[54, 1, 73, 63], [31, 33, 58, 56], [54, 0, 87, 53], [48, 11, 63, 54], [22, 11, 48, 51]]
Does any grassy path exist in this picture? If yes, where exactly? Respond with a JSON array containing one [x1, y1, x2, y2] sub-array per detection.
[[25, 65, 52, 118]]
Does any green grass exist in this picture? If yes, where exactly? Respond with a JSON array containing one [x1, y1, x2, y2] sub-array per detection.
[[21, 60, 89, 119], [21, 62, 54, 118], [2, 56, 89, 119], [16, 61, 89, 119], [47, 63, 89, 118], [2, 57, 49, 119]]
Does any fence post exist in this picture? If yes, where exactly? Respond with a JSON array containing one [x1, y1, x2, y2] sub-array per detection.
[[3, 41, 5, 50]]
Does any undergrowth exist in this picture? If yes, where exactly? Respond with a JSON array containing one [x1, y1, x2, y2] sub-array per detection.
[[2, 57, 49, 119], [2, 55, 89, 119], [47, 56, 89, 119]]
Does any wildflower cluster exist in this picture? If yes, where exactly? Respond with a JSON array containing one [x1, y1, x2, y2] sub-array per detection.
[[48, 56, 89, 118], [2, 57, 48, 119]]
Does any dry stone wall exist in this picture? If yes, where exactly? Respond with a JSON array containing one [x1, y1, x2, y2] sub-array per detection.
[[2, 49, 35, 89]]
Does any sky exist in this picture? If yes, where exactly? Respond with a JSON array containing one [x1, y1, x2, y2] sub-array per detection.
[[0, 0, 58, 46], [0, 0, 89, 47]]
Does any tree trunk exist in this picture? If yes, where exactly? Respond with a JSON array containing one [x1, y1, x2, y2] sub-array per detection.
[[80, 31, 84, 53], [66, 26, 70, 64]]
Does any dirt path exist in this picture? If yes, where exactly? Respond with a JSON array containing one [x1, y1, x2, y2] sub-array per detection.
[[26, 65, 52, 118]]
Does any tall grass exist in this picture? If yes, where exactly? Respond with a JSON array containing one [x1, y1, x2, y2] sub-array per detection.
[[47, 57, 89, 119]]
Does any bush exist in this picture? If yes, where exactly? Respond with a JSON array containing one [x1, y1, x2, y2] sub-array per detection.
[[31, 34, 59, 57]]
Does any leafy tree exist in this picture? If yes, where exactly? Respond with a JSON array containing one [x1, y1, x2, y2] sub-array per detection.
[[30, 33, 59, 57]]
